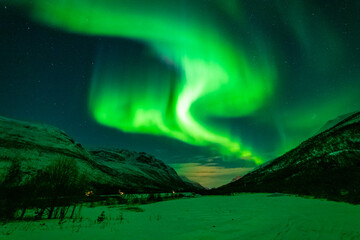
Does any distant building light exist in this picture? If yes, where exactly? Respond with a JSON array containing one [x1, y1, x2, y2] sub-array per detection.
[[85, 190, 93, 197]]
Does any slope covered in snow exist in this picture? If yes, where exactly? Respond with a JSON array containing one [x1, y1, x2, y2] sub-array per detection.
[[89, 149, 202, 192], [316, 111, 357, 134], [0, 116, 96, 183], [218, 112, 360, 203], [0, 116, 197, 193]]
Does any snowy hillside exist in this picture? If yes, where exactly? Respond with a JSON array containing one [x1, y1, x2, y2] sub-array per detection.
[[0, 116, 196, 193], [89, 149, 202, 192], [0, 116, 96, 183], [316, 111, 357, 134], [218, 112, 360, 203]]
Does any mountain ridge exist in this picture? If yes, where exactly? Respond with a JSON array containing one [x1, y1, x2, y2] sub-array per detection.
[[0, 115, 201, 193], [216, 111, 360, 203]]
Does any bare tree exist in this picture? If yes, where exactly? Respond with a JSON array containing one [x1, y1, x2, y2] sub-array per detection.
[[30, 156, 86, 219]]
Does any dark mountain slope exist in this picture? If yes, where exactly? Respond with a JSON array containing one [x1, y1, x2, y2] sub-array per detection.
[[217, 112, 360, 203]]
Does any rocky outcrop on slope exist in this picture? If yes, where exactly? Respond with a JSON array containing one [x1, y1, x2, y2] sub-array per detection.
[[89, 149, 202, 192], [218, 112, 360, 203]]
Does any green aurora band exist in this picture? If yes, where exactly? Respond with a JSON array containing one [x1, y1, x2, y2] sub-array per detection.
[[12, 0, 278, 163], [9, 0, 359, 165]]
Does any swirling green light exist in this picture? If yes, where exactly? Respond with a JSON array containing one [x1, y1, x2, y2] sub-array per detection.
[[12, 0, 277, 164]]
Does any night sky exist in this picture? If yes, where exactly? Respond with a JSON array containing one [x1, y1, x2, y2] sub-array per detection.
[[1, 0, 359, 187]]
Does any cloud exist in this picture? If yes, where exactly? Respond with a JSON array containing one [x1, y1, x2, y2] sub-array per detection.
[[171, 162, 253, 188]]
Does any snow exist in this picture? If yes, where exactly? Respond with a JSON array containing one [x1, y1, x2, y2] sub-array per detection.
[[0, 116, 94, 182], [328, 149, 360, 156], [0, 116, 190, 190], [2, 193, 360, 239], [90, 149, 190, 191]]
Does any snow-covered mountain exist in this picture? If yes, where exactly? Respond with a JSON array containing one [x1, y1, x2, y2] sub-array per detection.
[[0, 116, 199, 193], [0, 116, 94, 183], [89, 149, 201, 192], [218, 111, 360, 203], [316, 111, 357, 134]]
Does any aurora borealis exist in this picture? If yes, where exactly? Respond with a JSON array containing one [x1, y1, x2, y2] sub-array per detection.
[[10, 0, 276, 163], [1, 0, 360, 187]]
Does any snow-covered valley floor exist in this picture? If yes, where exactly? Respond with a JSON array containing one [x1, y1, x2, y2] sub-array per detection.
[[1, 193, 360, 240]]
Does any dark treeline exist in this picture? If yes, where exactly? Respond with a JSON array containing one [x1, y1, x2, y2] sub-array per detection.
[[0, 157, 88, 221], [0, 157, 200, 222]]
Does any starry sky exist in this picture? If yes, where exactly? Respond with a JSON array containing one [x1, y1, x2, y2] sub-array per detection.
[[1, 0, 359, 188]]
